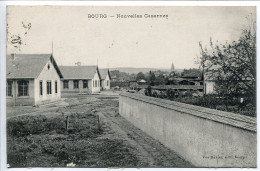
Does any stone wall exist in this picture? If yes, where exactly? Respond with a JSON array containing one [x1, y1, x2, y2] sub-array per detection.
[[119, 92, 257, 167]]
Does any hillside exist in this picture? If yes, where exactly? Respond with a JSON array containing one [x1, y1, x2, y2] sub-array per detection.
[[110, 67, 183, 74]]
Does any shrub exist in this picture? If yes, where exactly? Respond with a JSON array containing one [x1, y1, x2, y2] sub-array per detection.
[[145, 86, 152, 96]]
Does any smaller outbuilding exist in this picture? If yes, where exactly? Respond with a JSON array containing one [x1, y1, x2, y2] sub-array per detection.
[[99, 69, 111, 90]]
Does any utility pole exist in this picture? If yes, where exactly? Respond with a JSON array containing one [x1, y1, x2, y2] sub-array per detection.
[[51, 40, 54, 63]]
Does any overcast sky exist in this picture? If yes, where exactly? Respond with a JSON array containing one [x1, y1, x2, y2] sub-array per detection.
[[7, 6, 255, 69]]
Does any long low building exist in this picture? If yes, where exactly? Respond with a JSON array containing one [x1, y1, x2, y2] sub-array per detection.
[[59, 66, 101, 93]]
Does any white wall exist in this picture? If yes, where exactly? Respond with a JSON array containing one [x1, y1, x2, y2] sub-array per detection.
[[34, 59, 61, 105], [101, 74, 110, 90], [91, 71, 101, 93], [205, 81, 216, 94], [119, 93, 256, 167]]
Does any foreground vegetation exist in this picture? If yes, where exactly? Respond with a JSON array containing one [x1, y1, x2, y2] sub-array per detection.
[[7, 113, 139, 167]]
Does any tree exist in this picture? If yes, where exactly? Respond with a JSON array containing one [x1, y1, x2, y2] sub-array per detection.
[[199, 14, 256, 106], [181, 68, 201, 77], [145, 86, 152, 96], [149, 71, 156, 85], [136, 72, 145, 81]]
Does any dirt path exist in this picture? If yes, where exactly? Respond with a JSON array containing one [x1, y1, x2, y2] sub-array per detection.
[[94, 97, 193, 167]]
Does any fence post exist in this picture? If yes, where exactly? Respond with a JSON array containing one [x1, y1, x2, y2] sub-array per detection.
[[97, 115, 101, 131], [66, 116, 69, 134]]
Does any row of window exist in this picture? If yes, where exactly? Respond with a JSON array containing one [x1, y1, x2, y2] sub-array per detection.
[[63, 80, 103, 89], [6, 80, 58, 97], [63, 80, 89, 89], [40, 80, 58, 95], [93, 80, 100, 88], [6, 80, 29, 97], [39, 80, 58, 95], [62, 80, 110, 89]]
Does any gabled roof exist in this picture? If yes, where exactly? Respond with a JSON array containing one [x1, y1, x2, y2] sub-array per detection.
[[99, 69, 111, 80], [59, 66, 101, 80], [6, 54, 63, 79]]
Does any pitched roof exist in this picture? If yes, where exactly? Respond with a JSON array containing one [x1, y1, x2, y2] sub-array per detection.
[[99, 69, 111, 80], [6, 54, 63, 79], [59, 66, 100, 80]]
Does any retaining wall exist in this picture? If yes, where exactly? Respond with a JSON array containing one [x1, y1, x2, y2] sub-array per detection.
[[119, 92, 257, 167]]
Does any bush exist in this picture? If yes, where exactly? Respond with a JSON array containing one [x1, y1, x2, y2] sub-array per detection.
[[166, 89, 175, 99], [145, 86, 152, 96], [7, 115, 66, 137]]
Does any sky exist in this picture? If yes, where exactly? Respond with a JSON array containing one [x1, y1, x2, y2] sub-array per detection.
[[6, 6, 255, 69]]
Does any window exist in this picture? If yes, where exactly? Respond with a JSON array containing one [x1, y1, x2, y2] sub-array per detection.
[[95, 80, 97, 87], [39, 81, 43, 95], [83, 80, 88, 88], [18, 80, 29, 96], [55, 81, 58, 93], [63, 80, 69, 89], [6, 80, 12, 96], [93, 80, 94, 87], [107, 80, 109, 86], [73, 80, 79, 89], [47, 81, 52, 94]]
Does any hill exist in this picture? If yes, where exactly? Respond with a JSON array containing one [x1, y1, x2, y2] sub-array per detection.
[[110, 67, 183, 74]]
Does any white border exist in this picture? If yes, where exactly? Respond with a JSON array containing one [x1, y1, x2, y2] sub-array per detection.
[[0, 1, 259, 171]]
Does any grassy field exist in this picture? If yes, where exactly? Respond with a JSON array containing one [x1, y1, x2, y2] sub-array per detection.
[[7, 113, 139, 167]]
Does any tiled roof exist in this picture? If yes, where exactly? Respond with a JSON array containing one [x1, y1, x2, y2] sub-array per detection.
[[59, 66, 100, 80], [6, 54, 63, 79], [99, 69, 111, 80]]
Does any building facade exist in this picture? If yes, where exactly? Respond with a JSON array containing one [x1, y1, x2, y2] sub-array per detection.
[[99, 69, 111, 90], [59, 66, 101, 94], [6, 54, 63, 106]]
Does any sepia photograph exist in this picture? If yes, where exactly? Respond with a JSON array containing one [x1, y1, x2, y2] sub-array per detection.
[[4, 5, 256, 168]]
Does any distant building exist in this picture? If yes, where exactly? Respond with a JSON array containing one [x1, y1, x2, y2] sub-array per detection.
[[59, 66, 101, 94], [6, 54, 63, 106], [129, 80, 138, 88], [203, 73, 216, 94], [170, 62, 175, 72], [169, 62, 176, 77], [180, 72, 203, 86], [111, 75, 117, 82], [137, 79, 147, 83], [99, 69, 111, 90]]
